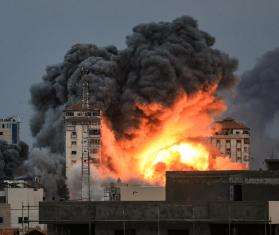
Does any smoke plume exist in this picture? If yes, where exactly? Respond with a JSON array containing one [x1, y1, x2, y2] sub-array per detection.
[[231, 47, 279, 168], [29, 16, 238, 196], [0, 141, 28, 179]]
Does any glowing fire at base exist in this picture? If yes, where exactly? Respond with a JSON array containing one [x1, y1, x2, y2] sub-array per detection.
[[140, 142, 210, 184], [99, 87, 247, 185]]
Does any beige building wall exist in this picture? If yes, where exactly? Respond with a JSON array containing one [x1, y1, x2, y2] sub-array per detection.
[[269, 201, 279, 224], [0, 204, 11, 229], [5, 188, 45, 231]]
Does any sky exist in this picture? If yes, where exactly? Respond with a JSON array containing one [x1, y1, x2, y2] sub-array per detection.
[[0, 0, 279, 145]]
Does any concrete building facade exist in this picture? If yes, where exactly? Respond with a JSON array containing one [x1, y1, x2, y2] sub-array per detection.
[[40, 167, 279, 235], [104, 183, 165, 201], [0, 181, 45, 234], [211, 118, 250, 168], [0, 117, 20, 145], [0, 203, 11, 230], [64, 103, 101, 201], [39, 200, 278, 235], [166, 171, 279, 202]]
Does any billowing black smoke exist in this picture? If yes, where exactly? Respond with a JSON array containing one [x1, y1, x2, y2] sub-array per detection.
[[0, 141, 28, 179], [231, 48, 279, 168], [29, 16, 238, 196]]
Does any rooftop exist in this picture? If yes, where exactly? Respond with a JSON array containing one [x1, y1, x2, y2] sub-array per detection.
[[215, 117, 249, 130], [0, 116, 20, 123]]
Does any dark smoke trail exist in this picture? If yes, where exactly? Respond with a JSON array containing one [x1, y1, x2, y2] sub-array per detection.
[[230, 47, 279, 168], [29, 15, 238, 197]]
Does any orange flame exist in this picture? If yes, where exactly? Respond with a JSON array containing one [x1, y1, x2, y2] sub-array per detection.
[[99, 86, 247, 185]]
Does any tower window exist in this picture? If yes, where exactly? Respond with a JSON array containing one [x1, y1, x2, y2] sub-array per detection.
[[226, 149, 231, 155], [89, 129, 100, 135], [244, 138, 250, 144], [66, 112, 74, 116], [90, 148, 99, 154], [233, 185, 242, 201], [71, 151, 77, 155], [71, 131, 77, 138], [90, 139, 100, 145], [92, 111, 100, 116]]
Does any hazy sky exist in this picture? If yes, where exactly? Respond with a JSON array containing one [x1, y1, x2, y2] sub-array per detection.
[[0, 0, 279, 145]]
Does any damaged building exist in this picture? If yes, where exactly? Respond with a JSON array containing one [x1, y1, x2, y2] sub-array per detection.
[[39, 160, 279, 235]]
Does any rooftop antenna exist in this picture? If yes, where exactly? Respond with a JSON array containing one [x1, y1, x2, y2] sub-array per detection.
[[81, 66, 90, 110]]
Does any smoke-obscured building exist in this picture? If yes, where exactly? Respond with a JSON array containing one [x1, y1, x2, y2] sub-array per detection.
[[0, 117, 20, 145], [211, 118, 250, 168], [64, 103, 101, 201]]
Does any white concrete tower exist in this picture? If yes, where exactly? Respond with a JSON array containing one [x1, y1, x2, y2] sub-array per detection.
[[64, 70, 101, 201]]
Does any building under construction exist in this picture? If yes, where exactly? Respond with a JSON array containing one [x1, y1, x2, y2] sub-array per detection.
[[40, 160, 279, 235]]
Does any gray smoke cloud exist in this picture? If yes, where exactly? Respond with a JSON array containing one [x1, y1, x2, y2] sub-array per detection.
[[25, 148, 68, 200], [29, 16, 238, 197], [0, 140, 28, 179], [230, 47, 279, 168]]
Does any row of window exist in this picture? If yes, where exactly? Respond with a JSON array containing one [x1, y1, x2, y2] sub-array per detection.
[[71, 148, 100, 155], [216, 138, 250, 145], [18, 217, 29, 223], [225, 147, 249, 153], [0, 123, 12, 129], [66, 111, 100, 117], [67, 120, 101, 125], [71, 129, 100, 138], [216, 129, 250, 135]]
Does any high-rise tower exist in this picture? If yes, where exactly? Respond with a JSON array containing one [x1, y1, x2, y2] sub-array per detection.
[[64, 69, 101, 200]]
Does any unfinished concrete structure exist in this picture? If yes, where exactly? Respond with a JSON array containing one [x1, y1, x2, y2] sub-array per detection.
[[40, 165, 279, 235]]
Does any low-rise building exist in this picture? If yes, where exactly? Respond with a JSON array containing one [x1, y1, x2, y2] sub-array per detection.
[[40, 162, 279, 235], [211, 118, 250, 168], [0, 117, 20, 145], [0, 180, 45, 234]]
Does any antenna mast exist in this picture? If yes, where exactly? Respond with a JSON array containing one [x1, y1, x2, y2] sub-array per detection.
[[81, 66, 91, 201]]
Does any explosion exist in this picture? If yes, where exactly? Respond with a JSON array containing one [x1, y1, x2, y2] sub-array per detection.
[[100, 87, 246, 185], [30, 15, 246, 197]]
